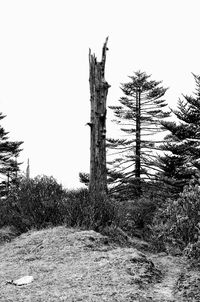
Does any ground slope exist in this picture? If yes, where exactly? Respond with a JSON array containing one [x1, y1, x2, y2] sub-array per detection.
[[0, 226, 199, 301]]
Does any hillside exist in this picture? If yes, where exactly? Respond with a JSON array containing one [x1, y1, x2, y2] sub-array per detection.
[[0, 226, 199, 301]]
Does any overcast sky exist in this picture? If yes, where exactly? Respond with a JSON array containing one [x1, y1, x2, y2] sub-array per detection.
[[0, 0, 199, 189]]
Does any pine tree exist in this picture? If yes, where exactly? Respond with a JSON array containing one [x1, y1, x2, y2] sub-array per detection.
[[158, 74, 200, 195], [107, 71, 169, 197], [0, 112, 23, 195]]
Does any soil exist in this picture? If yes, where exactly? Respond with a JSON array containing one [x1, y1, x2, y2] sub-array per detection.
[[0, 226, 200, 301]]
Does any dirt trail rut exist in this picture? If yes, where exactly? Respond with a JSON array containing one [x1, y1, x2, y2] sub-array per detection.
[[143, 253, 187, 301]]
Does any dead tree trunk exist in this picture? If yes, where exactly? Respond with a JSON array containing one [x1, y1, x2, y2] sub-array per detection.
[[135, 89, 142, 196], [88, 37, 110, 202]]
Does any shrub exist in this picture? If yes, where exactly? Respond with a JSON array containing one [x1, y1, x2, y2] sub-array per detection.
[[91, 195, 117, 231], [0, 175, 66, 232], [62, 188, 91, 227], [151, 178, 200, 255], [63, 189, 117, 230], [0, 176, 118, 235], [113, 196, 158, 240]]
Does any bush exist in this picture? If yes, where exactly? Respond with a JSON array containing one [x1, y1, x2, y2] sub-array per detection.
[[63, 189, 117, 230], [0, 176, 118, 235], [113, 196, 158, 240], [151, 178, 200, 255], [91, 196, 117, 231], [62, 188, 91, 227], [0, 175, 66, 232]]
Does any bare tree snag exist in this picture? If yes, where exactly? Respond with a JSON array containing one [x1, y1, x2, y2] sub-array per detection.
[[89, 37, 110, 202]]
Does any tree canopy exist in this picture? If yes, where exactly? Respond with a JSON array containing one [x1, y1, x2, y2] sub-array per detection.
[[158, 74, 200, 195]]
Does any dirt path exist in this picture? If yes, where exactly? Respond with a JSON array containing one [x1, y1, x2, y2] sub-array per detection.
[[142, 253, 187, 301]]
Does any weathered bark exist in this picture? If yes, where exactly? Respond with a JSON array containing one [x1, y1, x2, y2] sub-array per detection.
[[135, 89, 141, 196], [89, 37, 110, 202]]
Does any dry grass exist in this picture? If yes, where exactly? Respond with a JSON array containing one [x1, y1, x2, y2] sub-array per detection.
[[0, 226, 160, 302]]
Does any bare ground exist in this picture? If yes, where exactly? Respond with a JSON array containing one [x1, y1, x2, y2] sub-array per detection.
[[0, 226, 199, 301]]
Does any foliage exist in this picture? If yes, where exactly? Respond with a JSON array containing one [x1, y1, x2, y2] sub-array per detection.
[[0, 176, 118, 234], [157, 153, 194, 197], [151, 177, 200, 256], [108, 71, 169, 197], [79, 172, 89, 186], [0, 175, 66, 232], [184, 241, 200, 267], [111, 189, 163, 241], [63, 188, 92, 227], [158, 74, 200, 195], [0, 112, 23, 196], [63, 188, 117, 231]]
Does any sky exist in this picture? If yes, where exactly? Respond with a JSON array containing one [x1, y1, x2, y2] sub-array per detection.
[[0, 0, 200, 189]]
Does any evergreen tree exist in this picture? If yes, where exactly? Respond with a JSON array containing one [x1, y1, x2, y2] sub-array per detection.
[[0, 112, 23, 195], [158, 74, 200, 195], [107, 71, 169, 197]]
